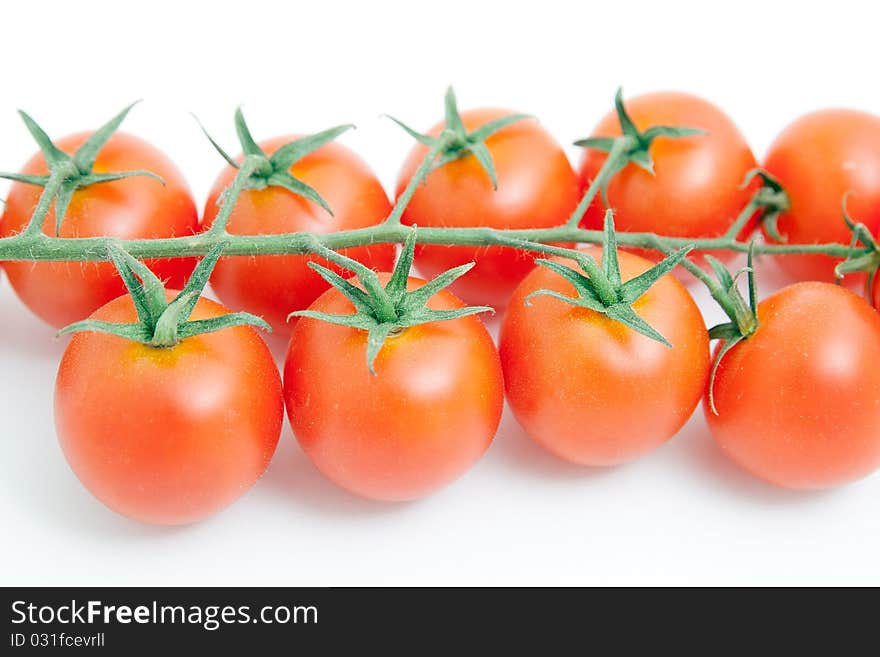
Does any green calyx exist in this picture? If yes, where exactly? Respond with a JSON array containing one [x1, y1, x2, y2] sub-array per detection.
[[198, 108, 354, 231], [290, 230, 493, 374], [833, 195, 880, 297], [0, 102, 164, 235], [387, 86, 529, 189], [704, 244, 760, 415], [526, 210, 693, 347], [573, 88, 705, 204], [58, 243, 269, 347], [744, 169, 790, 242]]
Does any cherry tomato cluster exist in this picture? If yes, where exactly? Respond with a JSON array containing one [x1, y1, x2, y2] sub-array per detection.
[[3, 90, 880, 525]]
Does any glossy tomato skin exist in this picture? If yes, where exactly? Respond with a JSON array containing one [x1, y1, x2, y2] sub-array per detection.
[[704, 282, 880, 490], [55, 293, 283, 525], [499, 247, 710, 466], [0, 132, 198, 328], [578, 92, 757, 266], [874, 275, 880, 310], [202, 137, 395, 337], [762, 110, 880, 283], [284, 274, 504, 501], [395, 110, 580, 308]]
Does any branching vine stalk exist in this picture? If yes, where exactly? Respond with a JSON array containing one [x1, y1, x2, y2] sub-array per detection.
[[0, 93, 868, 268], [0, 89, 876, 340], [0, 217, 868, 263]]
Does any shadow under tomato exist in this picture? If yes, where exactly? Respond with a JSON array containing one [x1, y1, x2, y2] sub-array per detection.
[[673, 414, 841, 505], [256, 426, 415, 517], [4, 444, 194, 537], [0, 286, 65, 361], [58, 489, 194, 537], [489, 406, 621, 482]]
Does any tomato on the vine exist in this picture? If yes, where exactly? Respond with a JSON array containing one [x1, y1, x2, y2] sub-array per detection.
[[284, 273, 504, 501], [0, 132, 198, 328], [202, 137, 395, 337], [55, 293, 283, 525], [578, 92, 757, 264], [762, 109, 880, 283], [705, 282, 880, 490], [395, 110, 580, 308], [499, 247, 710, 466]]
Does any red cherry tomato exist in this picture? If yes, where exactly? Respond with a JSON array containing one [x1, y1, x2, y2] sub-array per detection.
[[705, 282, 880, 489], [874, 274, 880, 310], [762, 109, 880, 283], [579, 92, 757, 266], [499, 247, 710, 466], [54, 293, 283, 524], [0, 132, 198, 328], [202, 137, 395, 337], [395, 110, 580, 308], [284, 274, 504, 501]]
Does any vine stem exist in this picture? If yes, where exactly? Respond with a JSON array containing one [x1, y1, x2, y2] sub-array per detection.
[[384, 132, 454, 226], [305, 236, 398, 323], [649, 235, 741, 321], [723, 197, 760, 240], [21, 165, 74, 237], [0, 224, 866, 262], [207, 155, 266, 235], [0, 124, 869, 296], [565, 135, 634, 228]]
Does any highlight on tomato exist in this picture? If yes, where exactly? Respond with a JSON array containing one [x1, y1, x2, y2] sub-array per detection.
[[576, 90, 758, 266], [762, 109, 880, 283], [283, 234, 504, 502], [54, 245, 283, 525], [703, 261, 880, 489], [392, 88, 580, 308], [0, 104, 199, 328], [499, 213, 710, 466], [199, 109, 395, 337]]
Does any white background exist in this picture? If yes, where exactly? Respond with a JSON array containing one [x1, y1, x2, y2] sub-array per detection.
[[2, 0, 879, 586]]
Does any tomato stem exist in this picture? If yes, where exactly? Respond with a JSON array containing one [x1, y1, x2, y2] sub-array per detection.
[[2, 92, 877, 350], [291, 230, 493, 373], [21, 167, 67, 237], [0, 104, 166, 238], [568, 87, 706, 229], [526, 212, 694, 347], [565, 135, 635, 229], [384, 133, 454, 227], [58, 243, 270, 347], [207, 154, 267, 235], [383, 88, 531, 226], [723, 197, 761, 241], [0, 224, 869, 261]]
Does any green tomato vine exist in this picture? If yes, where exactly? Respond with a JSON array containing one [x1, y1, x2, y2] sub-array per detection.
[[0, 89, 877, 353]]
